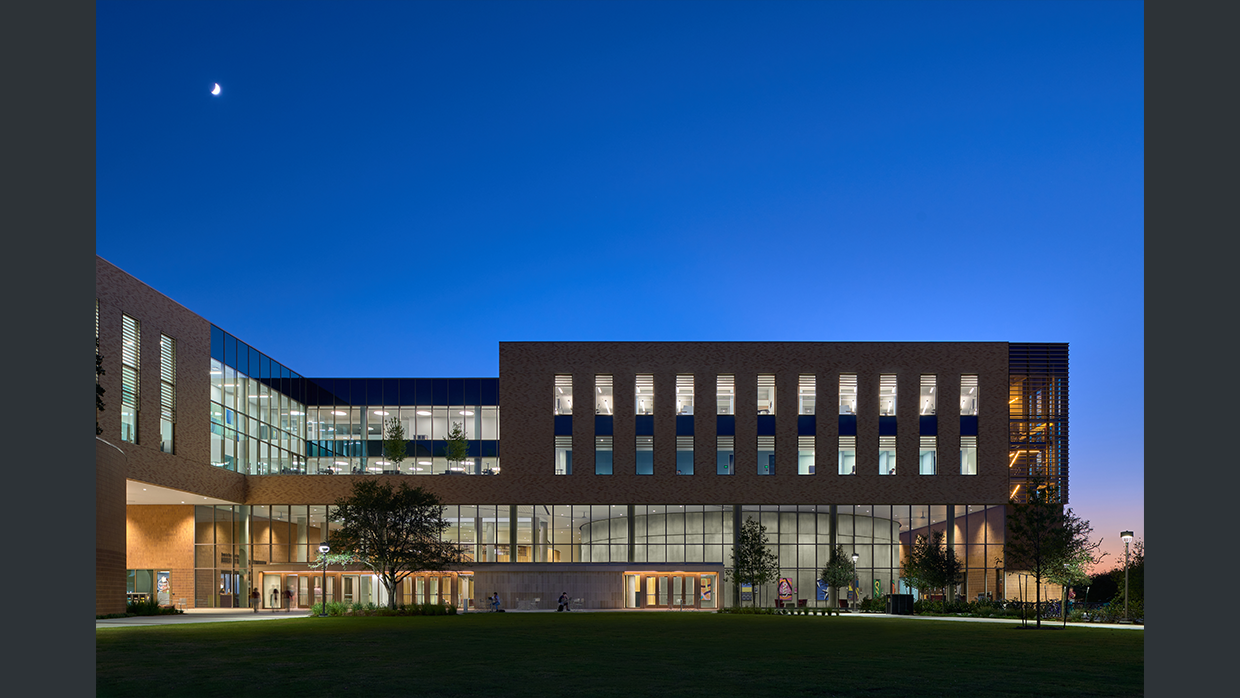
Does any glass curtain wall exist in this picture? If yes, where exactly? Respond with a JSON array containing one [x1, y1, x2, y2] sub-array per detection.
[[210, 357, 306, 474]]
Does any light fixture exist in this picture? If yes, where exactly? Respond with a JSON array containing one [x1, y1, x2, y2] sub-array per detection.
[[373, 410, 388, 416], [290, 411, 304, 415], [459, 410, 473, 416], [557, 387, 563, 394], [334, 461, 348, 466], [419, 461, 432, 465], [332, 411, 346, 416], [417, 410, 431, 416]]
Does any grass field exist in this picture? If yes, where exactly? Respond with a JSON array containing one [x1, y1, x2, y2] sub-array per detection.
[[97, 613, 1143, 697]]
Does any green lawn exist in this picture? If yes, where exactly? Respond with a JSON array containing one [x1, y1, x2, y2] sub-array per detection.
[[97, 613, 1143, 697]]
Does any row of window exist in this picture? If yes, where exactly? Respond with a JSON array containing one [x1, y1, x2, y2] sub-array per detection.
[[107, 306, 177, 453], [554, 374, 980, 416], [555, 435, 979, 476]]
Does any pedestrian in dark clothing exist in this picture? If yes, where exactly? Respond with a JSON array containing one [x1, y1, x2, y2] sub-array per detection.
[[558, 592, 570, 612], [270, 587, 279, 612]]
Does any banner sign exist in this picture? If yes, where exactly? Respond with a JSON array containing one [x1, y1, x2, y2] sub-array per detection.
[[816, 579, 829, 601], [156, 571, 171, 606], [874, 580, 882, 598], [778, 578, 794, 601], [741, 583, 752, 602], [701, 576, 713, 602]]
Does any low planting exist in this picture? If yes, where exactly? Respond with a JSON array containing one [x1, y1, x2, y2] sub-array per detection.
[[309, 601, 456, 617]]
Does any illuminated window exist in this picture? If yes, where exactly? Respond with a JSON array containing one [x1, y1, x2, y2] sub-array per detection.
[[159, 335, 176, 453], [635, 374, 654, 415], [839, 374, 857, 414], [879, 436, 896, 475], [676, 375, 694, 415], [636, 435, 653, 475], [595, 436, 613, 475], [716, 375, 734, 415], [554, 436, 572, 475], [838, 436, 856, 475], [879, 374, 897, 416], [799, 375, 815, 415], [757, 374, 776, 415], [798, 436, 815, 475], [121, 314, 140, 444], [919, 436, 936, 475], [961, 436, 977, 475], [758, 435, 774, 475], [554, 375, 573, 415], [961, 375, 979, 415], [920, 375, 935, 415], [717, 436, 734, 474], [595, 375, 613, 415], [676, 436, 693, 474]]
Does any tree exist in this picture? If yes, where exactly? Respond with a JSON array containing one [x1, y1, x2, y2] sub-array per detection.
[[726, 516, 781, 607], [328, 480, 464, 609], [820, 545, 856, 613], [1006, 477, 1107, 627], [96, 338, 106, 435], [443, 421, 469, 473], [382, 417, 407, 472], [901, 530, 964, 601]]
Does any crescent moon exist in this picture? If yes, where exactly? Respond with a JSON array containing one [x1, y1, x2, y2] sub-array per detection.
[[211, 83, 221, 96]]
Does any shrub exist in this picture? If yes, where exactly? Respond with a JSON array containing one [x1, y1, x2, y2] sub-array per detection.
[[126, 598, 183, 616]]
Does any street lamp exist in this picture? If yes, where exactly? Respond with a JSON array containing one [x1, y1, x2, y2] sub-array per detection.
[[318, 543, 331, 617], [851, 552, 859, 612], [1120, 530, 1133, 623]]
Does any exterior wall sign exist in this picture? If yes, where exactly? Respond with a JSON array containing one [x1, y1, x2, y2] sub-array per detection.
[[778, 578, 794, 601]]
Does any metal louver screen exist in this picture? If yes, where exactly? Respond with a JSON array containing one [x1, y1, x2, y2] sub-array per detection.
[[161, 335, 176, 422], [122, 315, 140, 407]]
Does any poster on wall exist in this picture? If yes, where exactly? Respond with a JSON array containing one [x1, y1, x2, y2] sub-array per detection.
[[700, 576, 713, 602], [874, 580, 882, 598], [777, 578, 794, 602], [816, 579, 829, 601], [741, 583, 752, 602], [156, 571, 171, 606]]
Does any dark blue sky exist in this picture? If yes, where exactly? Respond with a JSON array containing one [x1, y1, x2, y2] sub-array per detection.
[[96, 0, 1144, 564]]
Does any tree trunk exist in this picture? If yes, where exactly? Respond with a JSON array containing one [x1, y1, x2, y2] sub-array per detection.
[[1035, 577, 1041, 628]]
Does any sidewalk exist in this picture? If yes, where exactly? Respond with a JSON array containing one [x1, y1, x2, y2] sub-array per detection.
[[97, 608, 314, 629]]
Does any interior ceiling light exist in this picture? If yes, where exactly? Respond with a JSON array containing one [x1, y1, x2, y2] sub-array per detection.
[[419, 461, 432, 465], [374, 410, 388, 416], [417, 410, 431, 416], [459, 410, 473, 416], [332, 411, 347, 416]]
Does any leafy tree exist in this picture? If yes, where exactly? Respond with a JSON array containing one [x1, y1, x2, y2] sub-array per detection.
[[820, 545, 857, 612], [96, 338, 106, 435], [1006, 477, 1107, 627], [443, 421, 470, 473], [901, 530, 964, 600], [382, 417, 407, 471], [726, 517, 781, 607], [328, 480, 464, 609]]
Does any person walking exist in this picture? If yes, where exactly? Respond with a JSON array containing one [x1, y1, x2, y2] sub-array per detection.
[[270, 587, 279, 613], [250, 588, 260, 613]]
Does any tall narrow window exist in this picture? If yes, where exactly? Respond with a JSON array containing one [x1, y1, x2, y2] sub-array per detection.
[[595, 436, 613, 475], [676, 375, 694, 415], [920, 375, 936, 415], [717, 436, 734, 474], [635, 374, 654, 415], [595, 375, 613, 415], [121, 314, 140, 443], [960, 436, 978, 475], [961, 375, 979, 415], [554, 436, 572, 475], [160, 335, 176, 453], [554, 375, 573, 415], [757, 435, 774, 475], [676, 436, 693, 474], [798, 375, 816, 414], [839, 374, 857, 414], [879, 375, 897, 416], [798, 435, 815, 475], [879, 436, 896, 475], [636, 436, 654, 475], [838, 436, 856, 475], [716, 375, 734, 415], [757, 374, 776, 415], [919, 436, 936, 475]]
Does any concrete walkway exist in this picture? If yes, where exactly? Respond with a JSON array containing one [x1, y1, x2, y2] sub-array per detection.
[[98, 607, 1143, 630]]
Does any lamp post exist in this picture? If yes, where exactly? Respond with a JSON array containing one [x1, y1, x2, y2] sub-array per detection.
[[851, 552, 859, 612], [1120, 530, 1133, 623], [318, 543, 331, 617]]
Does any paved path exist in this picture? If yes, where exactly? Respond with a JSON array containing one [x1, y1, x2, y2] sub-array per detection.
[[98, 607, 1144, 630]]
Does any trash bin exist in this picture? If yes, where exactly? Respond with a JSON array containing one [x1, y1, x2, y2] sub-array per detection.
[[886, 594, 914, 615]]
